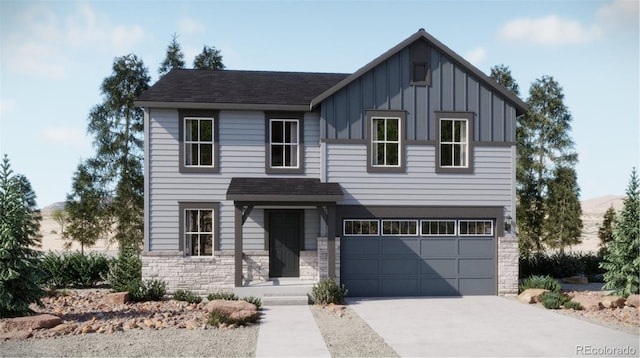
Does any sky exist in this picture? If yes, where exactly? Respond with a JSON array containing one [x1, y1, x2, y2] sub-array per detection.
[[0, 0, 638, 208]]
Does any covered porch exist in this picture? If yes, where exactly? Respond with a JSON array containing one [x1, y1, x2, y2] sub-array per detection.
[[226, 177, 344, 288]]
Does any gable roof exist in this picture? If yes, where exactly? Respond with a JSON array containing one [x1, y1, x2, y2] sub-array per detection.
[[310, 29, 528, 116], [135, 70, 349, 111]]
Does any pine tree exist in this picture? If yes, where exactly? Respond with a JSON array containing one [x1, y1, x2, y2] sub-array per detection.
[[158, 33, 185, 78], [193, 45, 225, 70], [490, 64, 520, 97], [0, 155, 45, 317], [64, 162, 111, 254], [517, 76, 578, 255], [601, 168, 640, 296], [598, 206, 617, 254], [86, 54, 150, 252], [542, 166, 583, 252]]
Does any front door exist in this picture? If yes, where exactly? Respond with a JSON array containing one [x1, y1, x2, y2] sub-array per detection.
[[268, 210, 302, 278]]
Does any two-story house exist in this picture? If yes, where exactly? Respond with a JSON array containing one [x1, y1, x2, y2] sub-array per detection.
[[135, 29, 527, 297]]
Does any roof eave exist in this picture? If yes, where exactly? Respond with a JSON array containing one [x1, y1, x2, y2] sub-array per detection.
[[134, 101, 311, 112], [226, 194, 344, 203]]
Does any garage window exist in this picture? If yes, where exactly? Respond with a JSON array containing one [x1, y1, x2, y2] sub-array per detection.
[[382, 220, 418, 235], [344, 220, 380, 236], [421, 220, 456, 236], [459, 220, 493, 236]]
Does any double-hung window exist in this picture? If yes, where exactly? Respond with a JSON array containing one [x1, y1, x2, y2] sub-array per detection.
[[436, 112, 474, 174], [185, 118, 214, 166], [266, 113, 304, 174], [367, 110, 406, 173], [179, 202, 219, 256], [179, 110, 219, 173]]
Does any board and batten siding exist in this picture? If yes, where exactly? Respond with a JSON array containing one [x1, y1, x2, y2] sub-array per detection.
[[320, 43, 517, 143], [145, 108, 322, 252], [326, 143, 515, 215]]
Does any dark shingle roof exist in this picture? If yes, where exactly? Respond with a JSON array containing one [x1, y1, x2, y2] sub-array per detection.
[[136, 69, 349, 107], [226, 177, 343, 203]]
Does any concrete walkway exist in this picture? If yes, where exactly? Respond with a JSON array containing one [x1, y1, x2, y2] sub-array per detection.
[[348, 296, 639, 357], [255, 305, 329, 357]]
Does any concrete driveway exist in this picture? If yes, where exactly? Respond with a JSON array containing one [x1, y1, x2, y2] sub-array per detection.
[[347, 296, 639, 357]]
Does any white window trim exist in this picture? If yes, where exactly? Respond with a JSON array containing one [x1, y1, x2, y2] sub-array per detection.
[[184, 208, 215, 256], [439, 118, 469, 168], [343, 219, 380, 236], [371, 116, 401, 168], [269, 118, 300, 169], [381, 219, 419, 236], [458, 220, 494, 236], [420, 220, 457, 236], [184, 117, 215, 168]]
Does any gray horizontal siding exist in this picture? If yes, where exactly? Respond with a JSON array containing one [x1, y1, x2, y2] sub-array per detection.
[[321, 44, 518, 143], [147, 108, 322, 251], [326, 143, 514, 215]]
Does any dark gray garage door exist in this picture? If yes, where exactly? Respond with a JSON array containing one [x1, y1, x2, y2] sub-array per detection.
[[341, 219, 496, 296]]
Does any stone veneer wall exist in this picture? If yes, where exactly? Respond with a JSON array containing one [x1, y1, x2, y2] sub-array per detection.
[[142, 242, 331, 294], [317, 237, 341, 283], [142, 250, 268, 295], [497, 233, 519, 296]]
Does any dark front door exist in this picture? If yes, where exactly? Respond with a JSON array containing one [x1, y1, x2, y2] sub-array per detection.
[[268, 210, 302, 278]]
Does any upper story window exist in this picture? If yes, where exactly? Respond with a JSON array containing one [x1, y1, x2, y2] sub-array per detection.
[[179, 202, 220, 256], [265, 112, 304, 174], [366, 110, 406, 173], [436, 112, 474, 174], [179, 110, 219, 174], [185, 118, 213, 166]]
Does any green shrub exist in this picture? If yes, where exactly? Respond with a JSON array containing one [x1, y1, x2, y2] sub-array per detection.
[[207, 292, 238, 301], [128, 279, 166, 302], [108, 248, 141, 292], [563, 300, 583, 310], [519, 275, 561, 293], [540, 291, 569, 309], [174, 289, 202, 304], [519, 252, 604, 279], [207, 308, 259, 327], [311, 278, 348, 305], [39, 252, 112, 288], [241, 296, 262, 310]]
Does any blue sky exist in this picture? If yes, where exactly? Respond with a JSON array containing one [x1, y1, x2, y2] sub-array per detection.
[[1, 0, 638, 208]]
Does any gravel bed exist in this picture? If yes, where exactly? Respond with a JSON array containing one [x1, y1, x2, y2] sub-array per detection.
[[0, 326, 259, 357], [311, 304, 398, 357]]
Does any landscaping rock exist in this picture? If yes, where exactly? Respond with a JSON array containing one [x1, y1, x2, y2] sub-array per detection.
[[625, 294, 640, 308], [601, 296, 626, 309], [0, 330, 33, 340], [0, 314, 62, 332], [104, 292, 130, 305], [206, 300, 258, 321], [571, 295, 602, 311], [517, 288, 549, 304], [561, 276, 588, 285]]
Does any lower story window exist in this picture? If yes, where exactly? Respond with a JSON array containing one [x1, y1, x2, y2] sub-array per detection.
[[459, 220, 493, 236], [185, 208, 214, 256], [382, 220, 418, 235], [344, 220, 380, 236]]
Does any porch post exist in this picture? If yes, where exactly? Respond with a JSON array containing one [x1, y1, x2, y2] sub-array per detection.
[[234, 204, 243, 287], [327, 205, 336, 279]]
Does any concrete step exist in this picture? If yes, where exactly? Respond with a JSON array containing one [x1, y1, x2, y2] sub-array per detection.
[[262, 295, 310, 306]]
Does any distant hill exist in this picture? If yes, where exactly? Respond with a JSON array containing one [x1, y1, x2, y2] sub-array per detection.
[[575, 195, 625, 253], [41, 201, 65, 215]]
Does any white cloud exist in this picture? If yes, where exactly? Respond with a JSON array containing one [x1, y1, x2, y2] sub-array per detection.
[[596, 0, 639, 33], [111, 25, 148, 54], [464, 47, 487, 67], [498, 15, 603, 46], [177, 16, 205, 35], [2, 3, 150, 77], [40, 127, 91, 148]]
